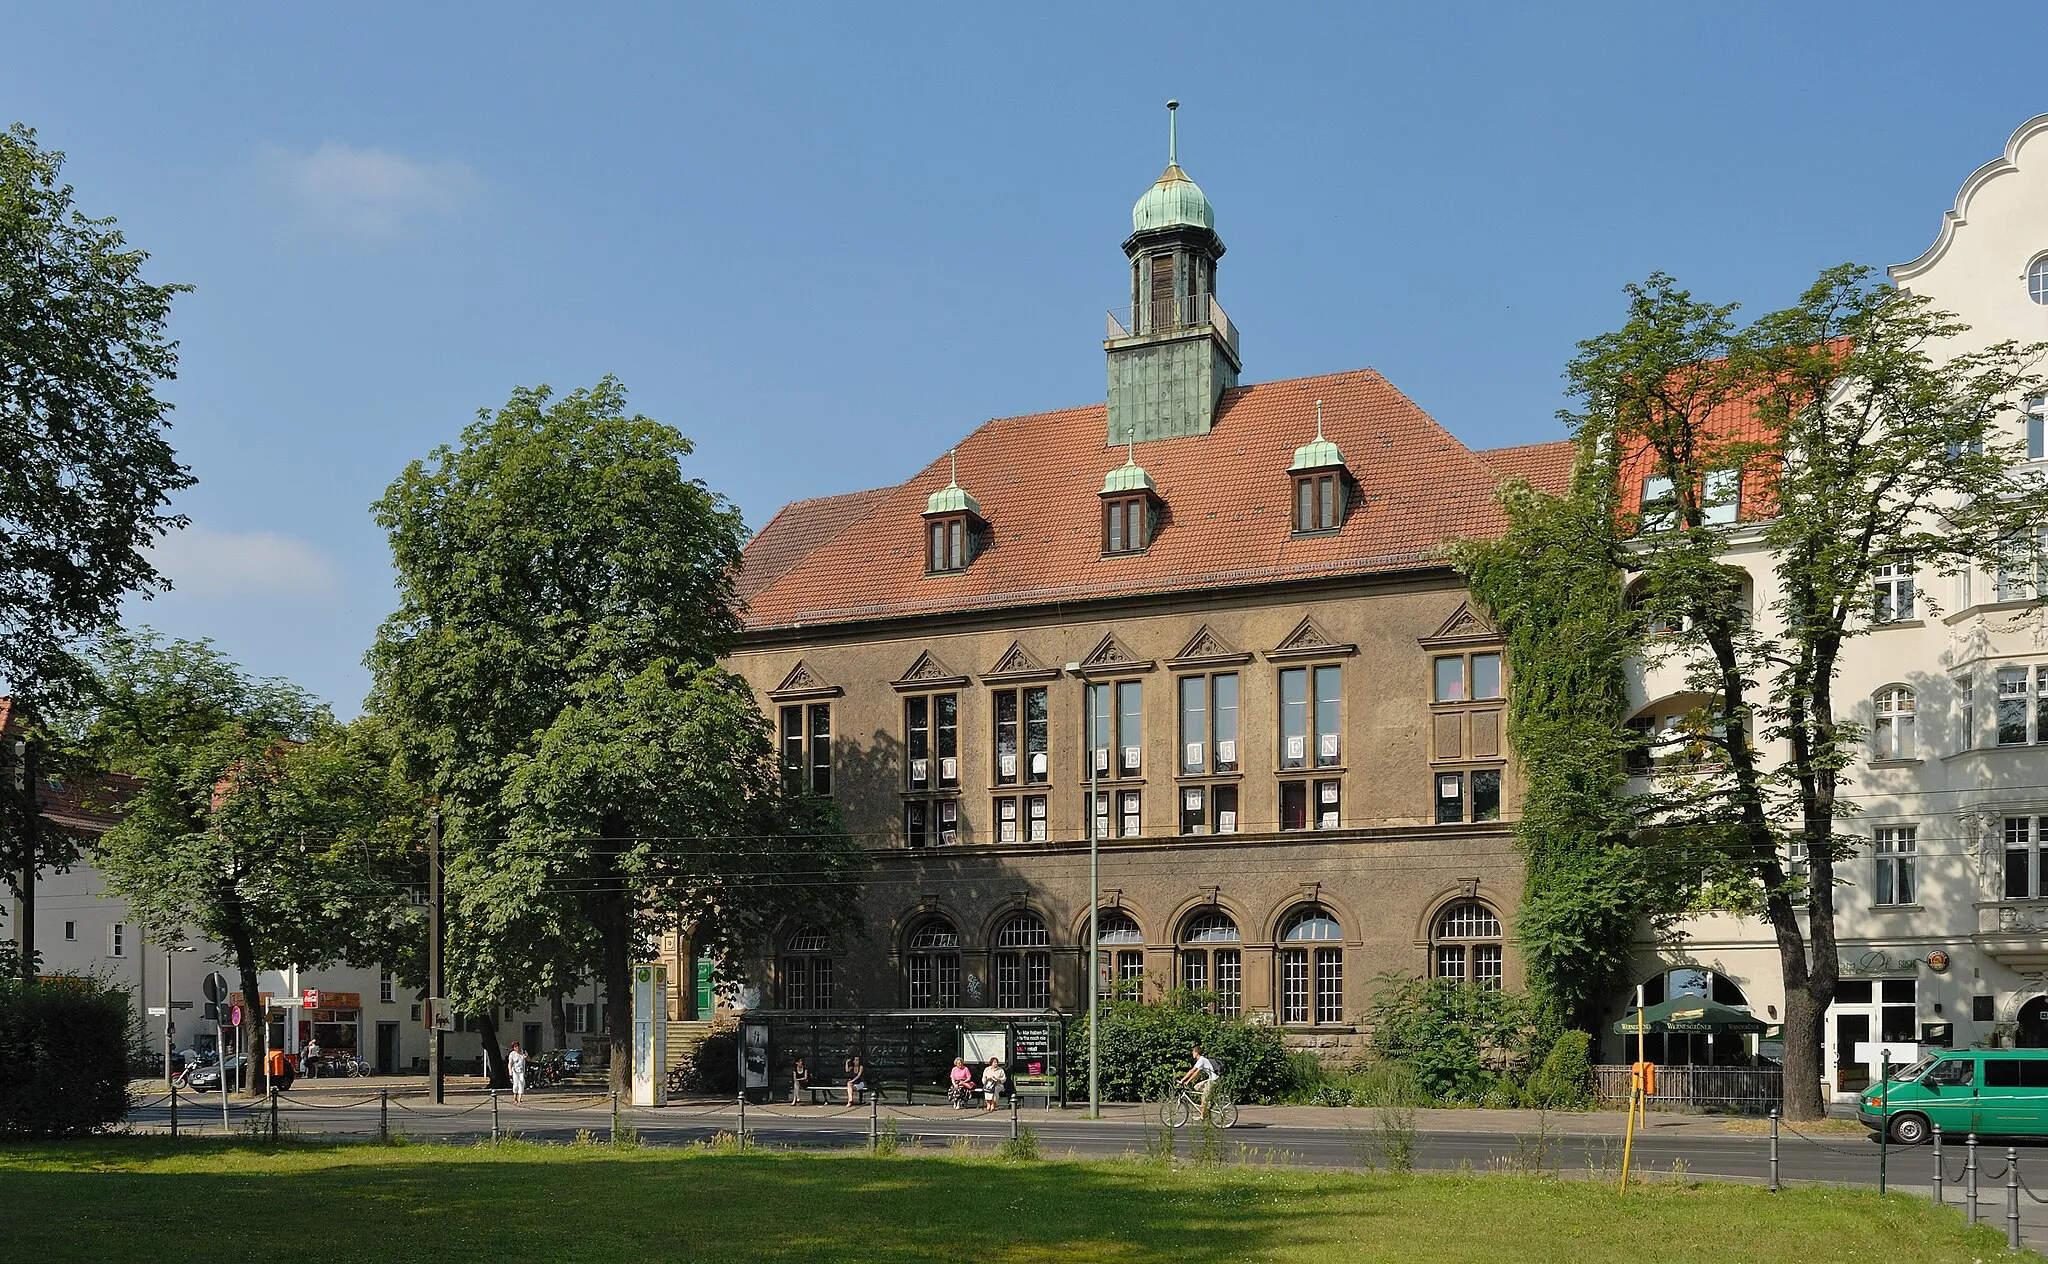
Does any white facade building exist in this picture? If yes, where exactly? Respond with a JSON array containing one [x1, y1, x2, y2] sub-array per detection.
[[1621, 115, 2048, 1101]]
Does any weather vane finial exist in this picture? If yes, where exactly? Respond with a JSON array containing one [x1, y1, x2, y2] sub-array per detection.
[[1167, 99, 1179, 165], [949, 448, 959, 485], [1315, 398, 1324, 441], [1127, 423, 1137, 465]]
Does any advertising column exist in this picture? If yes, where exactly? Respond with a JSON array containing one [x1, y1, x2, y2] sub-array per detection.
[[630, 964, 668, 1107]]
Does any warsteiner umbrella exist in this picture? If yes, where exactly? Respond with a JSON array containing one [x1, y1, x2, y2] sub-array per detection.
[[1612, 997, 1767, 1035]]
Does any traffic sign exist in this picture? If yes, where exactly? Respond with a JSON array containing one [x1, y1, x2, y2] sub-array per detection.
[[203, 1001, 221, 1021], [230, 1004, 243, 1026], [302, 988, 320, 1009], [147, 1006, 167, 1017], [203, 972, 229, 1004]]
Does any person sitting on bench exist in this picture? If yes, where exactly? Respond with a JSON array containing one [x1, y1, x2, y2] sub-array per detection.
[[947, 1057, 976, 1108]]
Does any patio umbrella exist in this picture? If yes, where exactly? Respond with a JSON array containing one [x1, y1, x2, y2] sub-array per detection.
[[1612, 997, 1768, 1035]]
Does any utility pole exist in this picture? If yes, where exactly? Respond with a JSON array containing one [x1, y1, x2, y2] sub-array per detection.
[[428, 807, 444, 1104], [1069, 664, 1101, 1120], [11, 736, 34, 984]]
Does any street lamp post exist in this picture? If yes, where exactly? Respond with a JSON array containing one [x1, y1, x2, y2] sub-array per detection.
[[164, 945, 196, 1087], [1069, 663, 1100, 1119]]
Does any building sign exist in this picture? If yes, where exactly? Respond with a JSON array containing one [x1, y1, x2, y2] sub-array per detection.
[[317, 992, 362, 1009]]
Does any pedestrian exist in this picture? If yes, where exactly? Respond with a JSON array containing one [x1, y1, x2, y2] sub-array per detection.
[[790, 1057, 811, 1105], [506, 1042, 530, 1103], [845, 1055, 867, 1107], [947, 1057, 976, 1109], [981, 1056, 1007, 1111], [303, 1036, 322, 1079]]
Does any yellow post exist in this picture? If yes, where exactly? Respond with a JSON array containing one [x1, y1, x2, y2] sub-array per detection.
[[1618, 989, 1645, 1193]]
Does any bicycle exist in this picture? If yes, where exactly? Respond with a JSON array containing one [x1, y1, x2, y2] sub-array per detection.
[[1159, 1082, 1237, 1129]]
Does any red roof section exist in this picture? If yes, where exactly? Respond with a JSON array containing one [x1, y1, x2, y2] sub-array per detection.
[[0, 697, 136, 834], [1476, 440, 1575, 496], [740, 368, 1526, 632]]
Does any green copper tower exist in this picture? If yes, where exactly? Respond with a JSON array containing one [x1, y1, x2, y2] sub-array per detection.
[[1105, 100, 1241, 447]]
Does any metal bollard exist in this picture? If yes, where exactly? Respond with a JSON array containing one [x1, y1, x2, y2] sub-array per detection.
[[170, 1077, 179, 1139], [869, 1090, 879, 1152], [379, 1089, 389, 1143], [1931, 1124, 1942, 1207], [1767, 1109, 1779, 1194], [491, 1088, 500, 1143], [2010, 1147, 2022, 1253], [738, 1089, 747, 1148], [268, 1088, 279, 1142], [1010, 1092, 1020, 1142], [1967, 1134, 1980, 1225], [610, 1091, 620, 1146]]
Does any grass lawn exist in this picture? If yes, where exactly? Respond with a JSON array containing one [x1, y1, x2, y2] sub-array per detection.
[[0, 1138, 2030, 1263]]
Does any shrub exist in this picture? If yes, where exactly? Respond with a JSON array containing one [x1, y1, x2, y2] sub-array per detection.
[[1067, 992, 1296, 1104], [676, 1029, 738, 1095], [1523, 1029, 1594, 1109], [1365, 974, 1534, 1103], [0, 977, 132, 1137]]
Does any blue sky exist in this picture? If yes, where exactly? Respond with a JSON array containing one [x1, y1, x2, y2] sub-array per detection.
[[4, 3, 2041, 712]]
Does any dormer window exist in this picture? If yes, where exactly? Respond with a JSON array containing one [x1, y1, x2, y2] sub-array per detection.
[[1104, 496, 1151, 554], [922, 451, 984, 576], [1288, 401, 1347, 537]]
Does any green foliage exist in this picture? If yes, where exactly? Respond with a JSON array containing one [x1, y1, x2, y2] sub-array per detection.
[[1365, 975, 1544, 1104], [0, 978, 131, 1136], [1524, 1029, 1594, 1110], [1066, 993, 1296, 1104], [995, 1125, 1039, 1162], [677, 1029, 739, 1096], [1299, 1058, 1429, 1108]]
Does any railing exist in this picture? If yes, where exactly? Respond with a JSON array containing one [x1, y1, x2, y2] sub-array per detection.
[[1105, 293, 1238, 358], [1594, 1063, 1782, 1114]]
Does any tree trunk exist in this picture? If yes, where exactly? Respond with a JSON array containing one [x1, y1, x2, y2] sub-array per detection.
[[475, 1009, 510, 1089], [1780, 984, 1826, 1121], [229, 930, 268, 1099], [549, 994, 568, 1052]]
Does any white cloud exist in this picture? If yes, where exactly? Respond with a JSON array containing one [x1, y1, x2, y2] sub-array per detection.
[[265, 142, 478, 236], [147, 525, 340, 599]]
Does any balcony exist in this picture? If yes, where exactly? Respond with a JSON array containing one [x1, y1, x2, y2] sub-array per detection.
[[1975, 900, 2048, 970], [1106, 293, 1238, 359]]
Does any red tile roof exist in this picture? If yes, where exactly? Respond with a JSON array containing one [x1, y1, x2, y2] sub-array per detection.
[[0, 697, 136, 834], [1476, 440, 1575, 496], [737, 486, 893, 603], [741, 368, 1534, 632]]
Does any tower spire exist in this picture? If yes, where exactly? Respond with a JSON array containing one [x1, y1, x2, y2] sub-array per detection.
[[1167, 99, 1179, 165]]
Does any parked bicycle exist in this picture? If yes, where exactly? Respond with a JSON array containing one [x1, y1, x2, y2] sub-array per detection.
[[1158, 1083, 1238, 1129], [531, 1052, 568, 1088]]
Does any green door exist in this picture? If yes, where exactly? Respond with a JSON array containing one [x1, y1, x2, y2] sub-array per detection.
[[694, 955, 715, 1021], [1915, 1056, 1978, 1135]]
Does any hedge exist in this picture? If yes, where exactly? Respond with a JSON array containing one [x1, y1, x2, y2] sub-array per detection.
[[0, 977, 132, 1137], [1065, 993, 1297, 1104]]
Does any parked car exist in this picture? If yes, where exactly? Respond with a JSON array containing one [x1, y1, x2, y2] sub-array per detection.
[[181, 1055, 248, 1092], [1859, 1048, 2048, 1143]]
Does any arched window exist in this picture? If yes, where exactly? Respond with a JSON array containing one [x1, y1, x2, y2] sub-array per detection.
[[1874, 686, 1916, 760], [905, 917, 961, 1009], [2030, 256, 2048, 306], [1626, 967, 1753, 1066], [1278, 907, 1344, 1025], [993, 912, 1051, 1009], [1177, 909, 1241, 1017], [1432, 901, 1503, 989], [780, 927, 833, 1010], [1095, 908, 1146, 987]]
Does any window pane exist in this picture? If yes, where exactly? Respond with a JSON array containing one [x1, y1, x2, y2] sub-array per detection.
[[995, 690, 1019, 784], [1473, 945, 1503, 990], [1179, 676, 1206, 773], [1296, 479, 1313, 532], [1179, 784, 1205, 835], [1212, 674, 1239, 771], [1314, 948, 1343, 1024], [1117, 681, 1143, 774], [1119, 789, 1141, 837], [1436, 945, 1466, 979], [1089, 683, 1112, 774], [1024, 688, 1049, 782], [1434, 656, 1466, 702], [1318, 476, 1336, 530], [1181, 950, 1208, 993], [1436, 772, 1465, 824], [1211, 784, 1238, 834], [1313, 665, 1342, 765], [1472, 769, 1501, 821], [1702, 468, 1740, 525], [808, 704, 832, 795], [1314, 778, 1341, 829], [781, 706, 804, 790], [907, 697, 930, 789], [949, 520, 963, 569], [1470, 653, 1502, 701], [930, 523, 945, 569], [1107, 502, 1124, 552], [1279, 781, 1308, 831], [1215, 950, 1241, 1018], [1280, 948, 1309, 1024], [936, 693, 959, 786], [1280, 667, 1308, 768]]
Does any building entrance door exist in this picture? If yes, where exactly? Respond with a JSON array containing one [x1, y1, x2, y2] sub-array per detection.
[[2017, 998, 2048, 1048], [1834, 1013, 1872, 1094], [523, 1022, 543, 1052], [375, 1022, 399, 1075], [694, 954, 715, 1020]]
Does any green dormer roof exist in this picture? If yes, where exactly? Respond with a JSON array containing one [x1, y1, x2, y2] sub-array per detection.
[[1132, 163, 1215, 234], [1289, 400, 1345, 472], [925, 451, 981, 517], [1101, 452, 1157, 495]]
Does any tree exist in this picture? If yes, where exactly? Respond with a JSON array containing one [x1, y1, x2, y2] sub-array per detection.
[[84, 631, 422, 1094], [1561, 267, 2048, 1118], [1, 124, 194, 979], [369, 379, 863, 1092]]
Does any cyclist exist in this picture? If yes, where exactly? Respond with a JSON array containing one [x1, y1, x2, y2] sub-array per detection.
[[1175, 1045, 1221, 1122]]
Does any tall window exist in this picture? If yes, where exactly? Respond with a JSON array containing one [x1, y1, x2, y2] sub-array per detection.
[[928, 516, 972, 573], [906, 919, 962, 1009], [1433, 902, 1504, 988], [989, 686, 1049, 786], [1278, 664, 1342, 770], [2031, 258, 2048, 306], [1701, 468, 1741, 525], [1096, 909, 1145, 987], [2006, 817, 2046, 900], [779, 703, 832, 795], [780, 928, 834, 1010], [1086, 680, 1144, 780], [1103, 496, 1151, 554], [1996, 530, 2045, 602], [1278, 906, 1343, 1025], [380, 971, 396, 1004], [1872, 562, 1916, 623], [906, 693, 960, 790], [1294, 472, 1342, 534], [1874, 827, 1917, 906], [993, 913, 1052, 1009], [1872, 686, 1916, 760], [1435, 769, 1502, 824], [1177, 672, 1239, 774], [1958, 673, 1976, 752], [2029, 396, 2046, 460], [1639, 475, 1676, 531], [1178, 910, 1241, 1018], [1997, 666, 2046, 746]]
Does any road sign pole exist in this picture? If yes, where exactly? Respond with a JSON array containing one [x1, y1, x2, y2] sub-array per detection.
[[428, 809, 444, 1105]]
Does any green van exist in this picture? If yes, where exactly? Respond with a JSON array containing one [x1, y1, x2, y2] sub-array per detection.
[[1858, 1049, 2048, 1144]]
